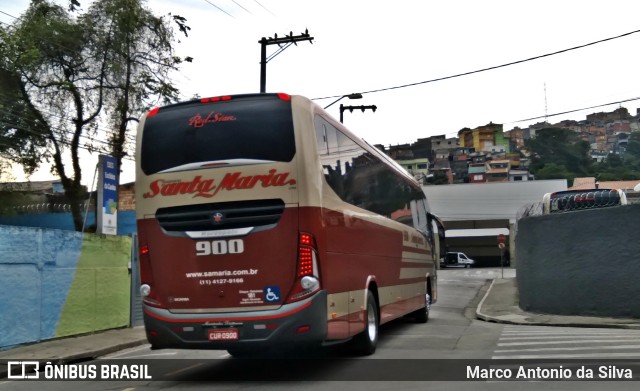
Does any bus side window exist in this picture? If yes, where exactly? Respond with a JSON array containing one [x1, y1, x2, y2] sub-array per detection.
[[314, 117, 343, 197], [413, 197, 428, 233], [338, 132, 373, 209], [315, 121, 328, 155], [314, 117, 339, 158]]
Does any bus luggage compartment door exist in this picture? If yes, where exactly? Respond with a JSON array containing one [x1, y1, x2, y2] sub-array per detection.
[[140, 201, 300, 311]]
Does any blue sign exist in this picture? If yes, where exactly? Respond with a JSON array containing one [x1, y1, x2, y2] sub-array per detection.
[[264, 286, 280, 303], [97, 155, 118, 235]]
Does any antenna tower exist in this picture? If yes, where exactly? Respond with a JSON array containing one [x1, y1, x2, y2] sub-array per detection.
[[544, 82, 548, 123]]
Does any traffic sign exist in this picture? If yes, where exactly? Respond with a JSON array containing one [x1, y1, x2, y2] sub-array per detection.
[[497, 234, 506, 244], [498, 242, 506, 250]]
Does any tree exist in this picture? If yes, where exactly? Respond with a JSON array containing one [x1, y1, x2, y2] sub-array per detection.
[[0, 0, 100, 231], [624, 132, 640, 171], [0, 158, 16, 182], [526, 128, 593, 179], [0, 0, 188, 231], [81, 0, 190, 175], [0, 66, 49, 175], [590, 133, 640, 181], [533, 162, 574, 180]]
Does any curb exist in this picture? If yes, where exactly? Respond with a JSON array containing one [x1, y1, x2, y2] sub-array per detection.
[[476, 278, 640, 330], [475, 278, 497, 322]]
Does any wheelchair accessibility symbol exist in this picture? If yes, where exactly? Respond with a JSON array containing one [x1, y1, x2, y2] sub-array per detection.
[[264, 286, 280, 302]]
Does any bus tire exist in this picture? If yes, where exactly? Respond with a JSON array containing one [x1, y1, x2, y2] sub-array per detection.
[[410, 292, 430, 323], [352, 290, 379, 356]]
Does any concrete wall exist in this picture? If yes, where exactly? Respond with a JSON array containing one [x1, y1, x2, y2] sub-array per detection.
[[0, 225, 132, 349], [516, 204, 640, 318]]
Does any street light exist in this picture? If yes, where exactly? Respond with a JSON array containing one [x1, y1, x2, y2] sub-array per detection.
[[323, 93, 362, 109]]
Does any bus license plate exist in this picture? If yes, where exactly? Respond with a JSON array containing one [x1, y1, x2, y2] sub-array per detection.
[[208, 328, 238, 341]]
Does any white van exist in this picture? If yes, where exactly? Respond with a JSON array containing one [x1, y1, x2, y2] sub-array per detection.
[[442, 252, 475, 268]]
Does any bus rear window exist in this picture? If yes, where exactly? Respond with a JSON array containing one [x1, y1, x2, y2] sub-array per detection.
[[141, 95, 295, 175]]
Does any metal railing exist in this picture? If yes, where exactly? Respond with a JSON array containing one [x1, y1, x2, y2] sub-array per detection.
[[0, 202, 94, 214]]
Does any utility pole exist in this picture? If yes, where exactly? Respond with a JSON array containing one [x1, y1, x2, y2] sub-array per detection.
[[259, 29, 313, 93], [340, 104, 377, 123]]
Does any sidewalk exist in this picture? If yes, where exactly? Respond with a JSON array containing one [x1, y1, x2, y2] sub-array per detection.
[[0, 327, 147, 379], [3, 277, 640, 379], [476, 277, 640, 329]]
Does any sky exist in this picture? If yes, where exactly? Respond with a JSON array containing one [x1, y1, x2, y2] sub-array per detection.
[[3, 0, 640, 186]]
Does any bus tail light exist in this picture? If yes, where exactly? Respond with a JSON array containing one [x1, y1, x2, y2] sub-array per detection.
[[147, 107, 160, 118], [286, 233, 321, 303], [139, 243, 163, 308], [200, 95, 231, 103]]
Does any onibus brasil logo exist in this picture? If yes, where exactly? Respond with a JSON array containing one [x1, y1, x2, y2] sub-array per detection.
[[7, 361, 152, 380]]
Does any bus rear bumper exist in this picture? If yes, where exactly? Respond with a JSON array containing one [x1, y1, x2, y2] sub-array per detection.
[[142, 291, 328, 350]]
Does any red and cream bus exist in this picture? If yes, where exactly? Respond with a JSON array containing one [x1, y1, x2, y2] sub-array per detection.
[[135, 93, 437, 356]]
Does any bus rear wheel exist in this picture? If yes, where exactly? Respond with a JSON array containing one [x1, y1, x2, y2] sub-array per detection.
[[410, 292, 430, 323], [351, 290, 379, 355]]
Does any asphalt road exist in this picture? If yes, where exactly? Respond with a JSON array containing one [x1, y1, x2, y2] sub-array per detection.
[[3, 268, 640, 390]]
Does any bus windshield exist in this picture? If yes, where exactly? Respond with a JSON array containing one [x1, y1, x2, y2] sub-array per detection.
[[141, 94, 295, 175]]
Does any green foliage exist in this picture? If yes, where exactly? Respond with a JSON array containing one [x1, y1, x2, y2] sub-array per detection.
[[526, 127, 640, 182], [624, 132, 640, 171], [0, 67, 49, 175], [591, 132, 640, 180], [533, 163, 574, 180], [526, 128, 593, 179], [81, 0, 189, 170], [0, 0, 188, 230], [0, 159, 16, 182]]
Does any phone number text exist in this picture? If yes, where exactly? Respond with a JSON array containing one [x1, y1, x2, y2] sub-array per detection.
[[199, 278, 245, 285]]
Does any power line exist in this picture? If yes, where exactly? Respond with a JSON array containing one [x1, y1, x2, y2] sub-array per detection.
[[0, 10, 18, 20], [511, 95, 640, 124], [0, 90, 137, 146], [0, 114, 134, 157], [253, 0, 276, 16], [406, 93, 640, 140], [202, 0, 235, 18], [231, 0, 253, 14], [0, 98, 137, 159], [313, 28, 640, 101], [0, 117, 135, 162]]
